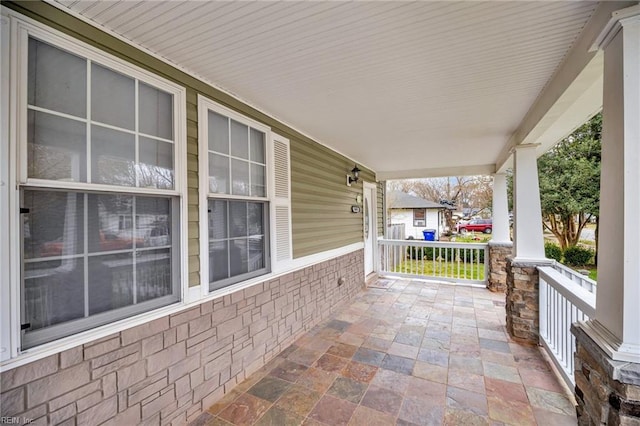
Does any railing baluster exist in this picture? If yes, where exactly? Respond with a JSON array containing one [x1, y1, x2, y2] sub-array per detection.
[[563, 297, 568, 366], [376, 239, 488, 285], [537, 265, 596, 390]]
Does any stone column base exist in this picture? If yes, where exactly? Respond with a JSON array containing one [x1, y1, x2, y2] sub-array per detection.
[[487, 242, 512, 293], [572, 323, 640, 425], [505, 258, 551, 345]]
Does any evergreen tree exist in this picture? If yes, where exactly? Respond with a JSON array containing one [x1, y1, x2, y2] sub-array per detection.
[[538, 113, 601, 252]]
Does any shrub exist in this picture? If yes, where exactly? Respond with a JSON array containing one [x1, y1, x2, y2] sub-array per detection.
[[564, 246, 594, 266], [407, 246, 422, 260], [406, 246, 484, 263], [544, 242, 563, 262]]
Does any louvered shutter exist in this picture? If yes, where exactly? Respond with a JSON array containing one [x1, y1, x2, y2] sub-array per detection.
[[271, 135, 292, 270]]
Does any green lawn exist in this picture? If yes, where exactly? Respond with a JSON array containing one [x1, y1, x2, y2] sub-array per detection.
[[452, 234, 492, 243], [394, 259, 485, 281]]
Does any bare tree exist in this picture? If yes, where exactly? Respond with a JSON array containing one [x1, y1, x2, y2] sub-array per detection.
[[387, 179, 418, 194], [464, 176, 493, 215], [387, 176, 492, 231]]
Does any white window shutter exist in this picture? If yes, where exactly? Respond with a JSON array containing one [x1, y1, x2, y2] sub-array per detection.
[[271, 134, 292, 270]]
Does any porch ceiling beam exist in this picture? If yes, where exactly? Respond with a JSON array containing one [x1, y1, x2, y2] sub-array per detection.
[[495, 1, 638, 173], [376, 164, 496, 181]]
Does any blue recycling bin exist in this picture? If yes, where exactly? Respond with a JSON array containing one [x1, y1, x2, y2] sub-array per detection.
[[422, 229, 436, 241]]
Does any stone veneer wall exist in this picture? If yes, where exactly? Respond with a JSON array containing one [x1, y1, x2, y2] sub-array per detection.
[[0, 250, 364, 426], [505, 258, 542, 345], [487, 242, 512, 293], [572, 324, 640, 425]]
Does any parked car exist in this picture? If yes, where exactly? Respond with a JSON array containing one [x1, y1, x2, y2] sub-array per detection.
[[457, 219, 492, 234], [39, 231, 144, 256], [145, 226, 170, 247]]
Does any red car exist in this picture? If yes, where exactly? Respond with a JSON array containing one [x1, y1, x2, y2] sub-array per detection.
[[39, 231, 143, 256], [457, 219, 492, 234]]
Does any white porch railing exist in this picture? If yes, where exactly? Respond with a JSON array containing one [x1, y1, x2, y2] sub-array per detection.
[[551, 261, 597, 295], [538, 266, 596, 388], [378, 239, 488, 285]]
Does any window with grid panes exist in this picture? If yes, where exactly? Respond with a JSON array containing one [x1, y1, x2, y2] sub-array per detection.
[[19, 34, 184, 349], [205, 108, 270, 291]]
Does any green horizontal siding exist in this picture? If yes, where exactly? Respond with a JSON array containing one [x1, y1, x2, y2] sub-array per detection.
[[286, 137, 375, 258], [4, 0, 380, 278]]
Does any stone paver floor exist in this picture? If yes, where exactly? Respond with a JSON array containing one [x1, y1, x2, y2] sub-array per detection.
[[191, 278, 577, 425]]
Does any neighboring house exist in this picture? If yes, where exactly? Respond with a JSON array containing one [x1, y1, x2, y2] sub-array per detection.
[[387, 191, 449, 240]]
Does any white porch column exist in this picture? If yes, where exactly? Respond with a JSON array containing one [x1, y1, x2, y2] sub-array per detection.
[[486, 173, 512, 293], [572, 10, 640, 424], [490, 173, 510, 243], [512, 144, 545, 261], [579, 8, 640, 363]]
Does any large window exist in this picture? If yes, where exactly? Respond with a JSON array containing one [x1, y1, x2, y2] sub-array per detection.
[[16, 28, 185, 349], [413, 209, 426, 227], [203, 107, 270, 290]]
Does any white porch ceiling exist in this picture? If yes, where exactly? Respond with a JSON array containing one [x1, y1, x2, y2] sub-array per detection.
[[53, 0, 601, 178]]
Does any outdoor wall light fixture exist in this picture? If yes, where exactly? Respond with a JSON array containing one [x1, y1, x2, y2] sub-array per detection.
[[346, 165, 361, 186]]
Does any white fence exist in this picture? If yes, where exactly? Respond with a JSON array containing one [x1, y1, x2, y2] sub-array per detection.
[[378, 239, 488, 285], [538, 266, 596, 388]]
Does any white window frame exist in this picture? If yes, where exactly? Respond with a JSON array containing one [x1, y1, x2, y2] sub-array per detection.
[[198, 96, 276, 296], [1, 14, 12, 362], [413, 209, 426, 227], [2, 12, 188, 359]]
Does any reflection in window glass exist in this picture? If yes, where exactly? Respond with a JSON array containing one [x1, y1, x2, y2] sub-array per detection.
[[26, 36, 175, 191], [250, 129, 265, 163], [87, 193, 133, 253], [91, 125, 135, 187], [27, 110, 87, 182], [209, 241, 228, 283], [248, 203, 263, 236], [209, 200, 227, 240], [21, 189, 177, 348], [231, 159, 250, 196], [91, 63, 135, 130], [250, 164, 266, 197], [139, 82, 173, 140], [88, 253, 134, 314], [136, 249, 172, 303], [24, 259, 84, 330], [230, 119, 249, 159], [229, 201, 248, 238], [22, 190, 85, 259], [208, 111, 229, 154], [208, 200, 267, 290], [207, 112, 265, 197], [139, 137, 174, 189], [229, 239, 248, 277], [209, 154, 229, 194], [21, 33, 182, 350], [28, 38, 86, 118], [248, 237, 265, 272], [136, 197, 171, 248]]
